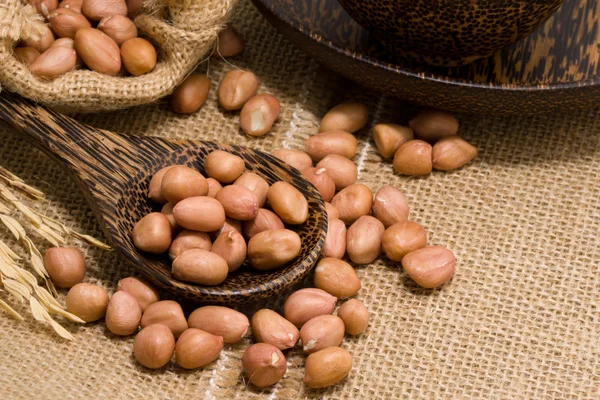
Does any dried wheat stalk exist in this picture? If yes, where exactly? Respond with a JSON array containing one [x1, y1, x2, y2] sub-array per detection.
[[0, 167, 111, 340]]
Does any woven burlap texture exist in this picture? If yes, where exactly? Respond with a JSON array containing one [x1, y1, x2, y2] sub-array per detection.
[[1, 2, 599, 399], [0, 0, 237, 112]]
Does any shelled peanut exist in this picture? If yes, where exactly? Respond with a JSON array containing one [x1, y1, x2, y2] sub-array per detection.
[[169, 24, 246, 115], [270, 102, 457, 289], [131, 149, 308, 286], [17, 0, 157, 80], [60, 268, 365, 389], [375, 109, 477, 174]]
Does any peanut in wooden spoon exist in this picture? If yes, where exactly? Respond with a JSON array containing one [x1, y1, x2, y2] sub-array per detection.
[[0, 90, 327, 304]]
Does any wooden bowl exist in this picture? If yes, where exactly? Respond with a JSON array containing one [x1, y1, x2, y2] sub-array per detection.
[[253, 0, 600, 115], [339, 0, 564, 66]]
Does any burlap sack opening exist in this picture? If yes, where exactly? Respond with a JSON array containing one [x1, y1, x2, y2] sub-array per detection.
[[0, 0, 238, 112]]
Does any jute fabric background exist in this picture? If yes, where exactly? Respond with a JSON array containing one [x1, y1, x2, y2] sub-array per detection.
[[0, 1, 599, 398]]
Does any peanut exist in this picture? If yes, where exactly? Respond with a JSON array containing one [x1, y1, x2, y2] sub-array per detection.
[[216, 24, 244, 57], [401, 246, 456, 288], [175, 328, 224, 369], [47, 8, 91, 38], [316, 155, 358, 191], [337, 299, 369, 335], [205, 177, 223, 198], [125, 0, 141, 15], [105, 290, 142, 336], [331, 183, 373, 225], [393, 140, 433, 176], [160, 202, 179, 232], [172, 196, 225, 232], [210, 230, 247, 272], [170, 74, 211, 114], [314, 258, 360, 298], [82, 0, 127, 21], [381, 221, 427, 261], [97, 15, 137, 45], [13, 47, 41, 65], [59, 0, 83, 13], [267, 181, 308, 225], [188, 306, 249, 343], [74, 28, 121, 75], [29, 0, 58, 16], [132, 212, 172, 254], [215, 185, 259, 221], [217, 70, 258, 110], [306, 131, 357, 162], [24, 25, 55, 53], [409, 109, 459, 142], [234, 172, 269, 207], [251, 309, 299, 350], [29, 46, 77, 79], [43, 247, 86, 288], [325, 202, 340, 220], [203, 150, 245, 184], [171, 249, 228, 286], [117, 276, 160, 311], [161, 165, 208, 204], [148, 166, 173, 204], [133, 324, 175, 369], [302, 167, 335, 202], [66, 283, 109, 322], [283, 288, 337, 328], [247, 229, 301, 270], [242, 208, 284, 239], [168, 230, 212, 260], [304, 347, 353, 388], [321, 218, 346, 259], [372, 185, 410, 228], [320, 102, 368, 133], [271, 149, 313, 171], [300, 315, 345, 353], [242, 343, 286, 387], [140, 300, 188, 338], [120, 37, 156, 76], [346, 216, 384, 264], [372, 123, 414, 158], [239, 94, 281, 137], [432, 135, 478, 171]]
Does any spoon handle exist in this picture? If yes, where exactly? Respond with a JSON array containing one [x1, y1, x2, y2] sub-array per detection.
[[0, 90, 146, 197]]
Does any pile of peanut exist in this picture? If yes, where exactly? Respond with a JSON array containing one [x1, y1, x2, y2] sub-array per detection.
[[171, 67, 281, 138], [263, 103, 460, 288], [29, 14, 478, 392], [15, 0, 160, 79], [42, 248, 365, 388], [169, 27, 477, 178], [132, 150, 308, 285]]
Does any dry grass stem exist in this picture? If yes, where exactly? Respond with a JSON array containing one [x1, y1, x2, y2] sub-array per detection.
[[0, 295, 24, 321], [0, 166, 44, 199], [30, 296, 75, 340]]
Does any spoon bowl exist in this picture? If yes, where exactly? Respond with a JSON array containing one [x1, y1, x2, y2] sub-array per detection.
[[0, 90, 327, 304]]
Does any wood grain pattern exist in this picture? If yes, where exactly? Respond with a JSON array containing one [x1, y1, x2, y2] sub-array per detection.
[[0, 90, 327, 304], [338, 0, 564, 67], [254, 0, 600, 114]]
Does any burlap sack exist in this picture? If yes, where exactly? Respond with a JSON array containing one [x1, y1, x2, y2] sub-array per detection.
[[0, 0, 237, 112]]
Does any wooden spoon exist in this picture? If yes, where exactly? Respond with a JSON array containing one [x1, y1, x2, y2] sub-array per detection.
[[0, 90, 327, 304]]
